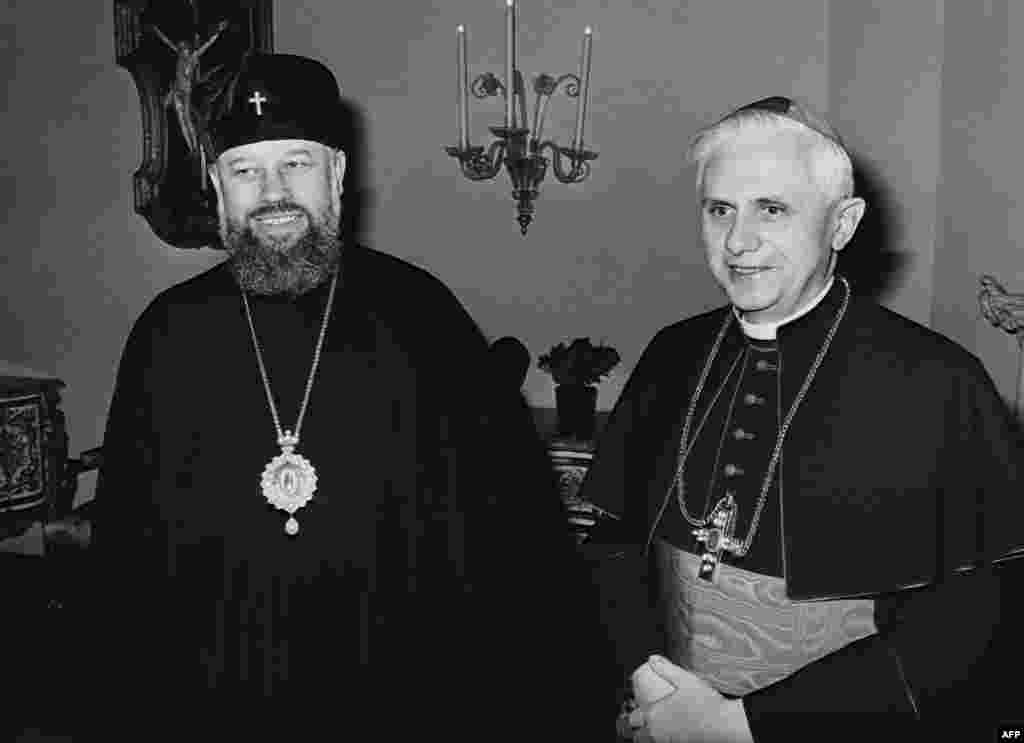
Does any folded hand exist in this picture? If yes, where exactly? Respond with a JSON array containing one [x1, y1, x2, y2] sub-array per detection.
[[626, 655, 753, 743]]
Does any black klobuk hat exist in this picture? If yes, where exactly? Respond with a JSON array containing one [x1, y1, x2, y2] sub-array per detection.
[[206, 53, 352, 158]]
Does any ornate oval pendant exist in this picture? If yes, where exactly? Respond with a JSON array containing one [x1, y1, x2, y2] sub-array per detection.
[[261, 450, 318, 535]]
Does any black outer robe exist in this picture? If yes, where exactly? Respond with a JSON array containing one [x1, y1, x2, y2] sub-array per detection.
[[581, 277, 1024, 739], [87, 245, 612, 740]]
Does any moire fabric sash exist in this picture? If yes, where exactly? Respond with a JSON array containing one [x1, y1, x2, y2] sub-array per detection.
[[655, 539, 877, 696]]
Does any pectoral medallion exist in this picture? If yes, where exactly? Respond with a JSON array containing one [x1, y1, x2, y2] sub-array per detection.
[[692, 494, 742, 582], [261, 431, 317, 535]]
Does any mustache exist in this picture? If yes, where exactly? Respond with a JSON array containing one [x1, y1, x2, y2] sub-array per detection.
[[249, 202, 309, 220]]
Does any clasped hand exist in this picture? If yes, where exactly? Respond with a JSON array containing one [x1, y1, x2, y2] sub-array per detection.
[[618, 655, 753, 743]]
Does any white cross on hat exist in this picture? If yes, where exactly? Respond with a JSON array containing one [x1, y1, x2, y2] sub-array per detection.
[[248, 91, 268, 116]]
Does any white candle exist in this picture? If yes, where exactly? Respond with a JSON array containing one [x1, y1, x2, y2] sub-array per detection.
[[505, 0, 516, 128], [572, 27, 593, 151], [457, 25, 469, 150]]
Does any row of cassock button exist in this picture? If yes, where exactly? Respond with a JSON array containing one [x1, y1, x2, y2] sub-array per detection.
[[727, 355, 778, 476]]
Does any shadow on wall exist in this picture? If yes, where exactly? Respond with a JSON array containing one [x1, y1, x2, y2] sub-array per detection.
[[839, 154, 910, 301], [337, 95, 375, 246]]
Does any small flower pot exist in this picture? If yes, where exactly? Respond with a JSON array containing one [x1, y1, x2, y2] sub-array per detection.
[[555, 383, 598, 440]]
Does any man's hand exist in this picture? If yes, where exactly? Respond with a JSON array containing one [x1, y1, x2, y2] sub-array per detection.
[[630, 655, 753, 743], [633, 657, 678, 706]]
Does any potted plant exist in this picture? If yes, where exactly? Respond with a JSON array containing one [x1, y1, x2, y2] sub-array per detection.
[[538, 337, 621, 439]]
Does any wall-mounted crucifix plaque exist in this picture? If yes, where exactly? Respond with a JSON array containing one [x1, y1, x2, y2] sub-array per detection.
[[114, 0, 274, 249]]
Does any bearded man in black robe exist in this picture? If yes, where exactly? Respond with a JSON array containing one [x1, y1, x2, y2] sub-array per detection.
[[584, 97, 1024, 742], [88, 53, 609, 740]]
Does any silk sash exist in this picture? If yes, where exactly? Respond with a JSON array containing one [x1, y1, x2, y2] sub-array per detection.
[[655, 539, 878, 696]]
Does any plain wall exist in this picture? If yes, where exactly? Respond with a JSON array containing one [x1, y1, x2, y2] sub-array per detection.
[[829, 0, 944, 325], [934, 0, 1024, 403], [3, 0, 1021, 513]]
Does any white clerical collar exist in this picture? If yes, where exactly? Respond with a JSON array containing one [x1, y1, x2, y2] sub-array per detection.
[[735, 276, 835, 341]]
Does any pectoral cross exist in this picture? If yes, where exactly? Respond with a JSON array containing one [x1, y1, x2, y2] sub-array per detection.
[[249, 91, 267, 115], [692, 494, 742, 582]]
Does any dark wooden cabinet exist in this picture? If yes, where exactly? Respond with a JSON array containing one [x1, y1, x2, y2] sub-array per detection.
[[0, 376, 67, 542]]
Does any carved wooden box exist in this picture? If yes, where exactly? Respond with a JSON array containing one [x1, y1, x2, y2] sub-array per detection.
[[0, 376, 67, 540]]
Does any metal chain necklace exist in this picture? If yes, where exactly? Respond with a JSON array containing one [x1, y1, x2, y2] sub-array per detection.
[[241, 271, 339, 535], [672, 276, 851, 560]]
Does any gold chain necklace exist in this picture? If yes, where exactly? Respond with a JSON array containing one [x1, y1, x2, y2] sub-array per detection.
[[241, 271, 339, 535], [672, 276, 850, 563]]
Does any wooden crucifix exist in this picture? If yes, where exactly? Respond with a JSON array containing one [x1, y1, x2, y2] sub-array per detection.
[[149, 18, 229, 174], [114, 0, 274, 249]]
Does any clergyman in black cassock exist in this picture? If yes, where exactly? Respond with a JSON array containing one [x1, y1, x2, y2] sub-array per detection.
[[585, 97, 1024, 741], [86, 53, 611, 740]]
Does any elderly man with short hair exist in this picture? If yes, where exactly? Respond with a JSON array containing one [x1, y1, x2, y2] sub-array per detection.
[[584, 97, 1023, 741]]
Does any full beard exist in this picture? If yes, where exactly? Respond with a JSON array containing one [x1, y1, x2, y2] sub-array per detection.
[[221, 206, 342, 298]]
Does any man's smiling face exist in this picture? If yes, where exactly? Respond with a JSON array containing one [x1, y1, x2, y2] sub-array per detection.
[[210, 138, 346, 296], [700, 129, 839, 324], [213, 138, 340, 250]]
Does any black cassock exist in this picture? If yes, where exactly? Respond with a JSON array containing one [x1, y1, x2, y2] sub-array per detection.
[[582, 277, 1024, 739], [89, 245, 611, 739]]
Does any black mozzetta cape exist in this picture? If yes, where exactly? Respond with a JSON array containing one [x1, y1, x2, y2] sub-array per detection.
[[89, 245, 611, 740], [581, 278, 1024, 737]]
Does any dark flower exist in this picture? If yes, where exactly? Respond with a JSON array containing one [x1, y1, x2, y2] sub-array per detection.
[[537, 337, 621, 386]]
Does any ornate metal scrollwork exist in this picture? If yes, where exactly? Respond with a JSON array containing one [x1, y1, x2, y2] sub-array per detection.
[[471, 72, 506, 101], [979, 274, 1024, 416], [445, 60, 598, 235]]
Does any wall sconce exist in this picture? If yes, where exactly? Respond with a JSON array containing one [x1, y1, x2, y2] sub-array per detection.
[[445, 0, 598, 235]]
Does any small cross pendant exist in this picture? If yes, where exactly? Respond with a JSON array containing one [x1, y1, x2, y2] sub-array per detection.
[[692, 494, 741, 582]]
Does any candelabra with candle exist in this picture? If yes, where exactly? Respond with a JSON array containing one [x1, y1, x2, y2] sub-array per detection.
[[445, 1, 598, 235]]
